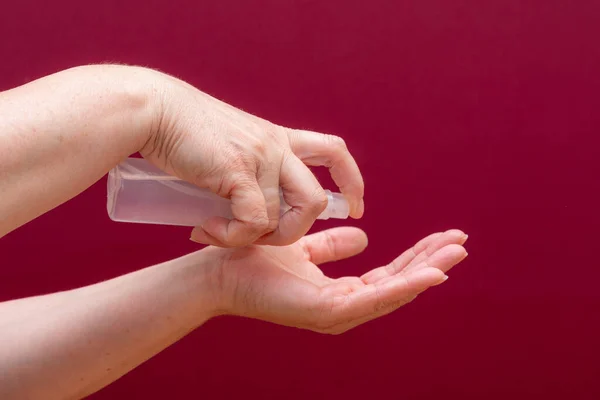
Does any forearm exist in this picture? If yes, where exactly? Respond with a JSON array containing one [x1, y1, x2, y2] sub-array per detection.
[[0, 248, 220, 399], [0, 64, 159, 237]]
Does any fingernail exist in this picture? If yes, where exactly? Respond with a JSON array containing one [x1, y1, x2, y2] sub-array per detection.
[[433, 274, 449, 286], [463, 234, 469, 243], [432, 274, 449, 286], [357, 198, 365, 218], [190, 228, 203, 244]]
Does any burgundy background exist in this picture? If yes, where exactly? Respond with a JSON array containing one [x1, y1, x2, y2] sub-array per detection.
[[1, 1, 599, 398]]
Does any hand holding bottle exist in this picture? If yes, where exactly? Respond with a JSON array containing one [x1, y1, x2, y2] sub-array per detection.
[[140, 72, 365, 247]]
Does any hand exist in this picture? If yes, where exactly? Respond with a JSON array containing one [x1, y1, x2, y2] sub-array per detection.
[[140, 72, 364, 247], [206, 228, 468, 334]]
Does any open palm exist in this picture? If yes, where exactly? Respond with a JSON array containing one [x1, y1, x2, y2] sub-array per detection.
[[211, 228, 468, 334]]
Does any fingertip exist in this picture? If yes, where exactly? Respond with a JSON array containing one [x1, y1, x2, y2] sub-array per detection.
[[422, 244, 468, 274], [337, 226, 368, 253], [443, 229, 469, 244], [357, 228, 368, 247], [432, 274, 449, 286], [444, 243, 468, 259], [201, 216, 260, 247], [190, 226, 229, 247], [407, 267, 447, 289], [200, 216, 228, 237], [350, 198, 365, 219], [190, 226, 206, 243]]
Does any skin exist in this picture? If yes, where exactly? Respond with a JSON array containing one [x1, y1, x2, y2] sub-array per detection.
[[0, 65, 468, 399], [0, 64, 364, 245]]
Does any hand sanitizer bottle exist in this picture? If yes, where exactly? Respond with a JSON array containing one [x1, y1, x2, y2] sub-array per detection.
[[107, 157, 350, 227]]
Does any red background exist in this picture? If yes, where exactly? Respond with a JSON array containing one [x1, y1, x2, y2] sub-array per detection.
[[1, 1, 599, 399]]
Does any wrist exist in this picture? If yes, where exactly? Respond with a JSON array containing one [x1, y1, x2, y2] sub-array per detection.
[[65, 64, 164, 154], [121, 65, 169, 153], [154, 247, 226, 324]]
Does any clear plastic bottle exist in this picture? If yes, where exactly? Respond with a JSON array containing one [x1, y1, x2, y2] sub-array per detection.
[[107, 157, 350, 227]]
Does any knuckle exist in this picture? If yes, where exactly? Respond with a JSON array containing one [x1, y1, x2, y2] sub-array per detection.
[[261, 190, 281, 232], [266, 212, 280, 232], [233, 175, 258, 191], [257, 123, 288, 150], [246, 207, 270, 233], [322, 231, 339, 258], [283, 127, 301, 146], [218, 141, 257, 172], [260, 157, 281, 176], [325, 134, 348, 151], [308, 187, 328, 214], [242, 207, 269, 233], [251, 136, 268, 157], [265, 123, 288, 141], [226, 147, 258, 173]]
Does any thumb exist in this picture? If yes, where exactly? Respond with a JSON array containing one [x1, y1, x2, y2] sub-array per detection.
[[193, 172, 270, 247]]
